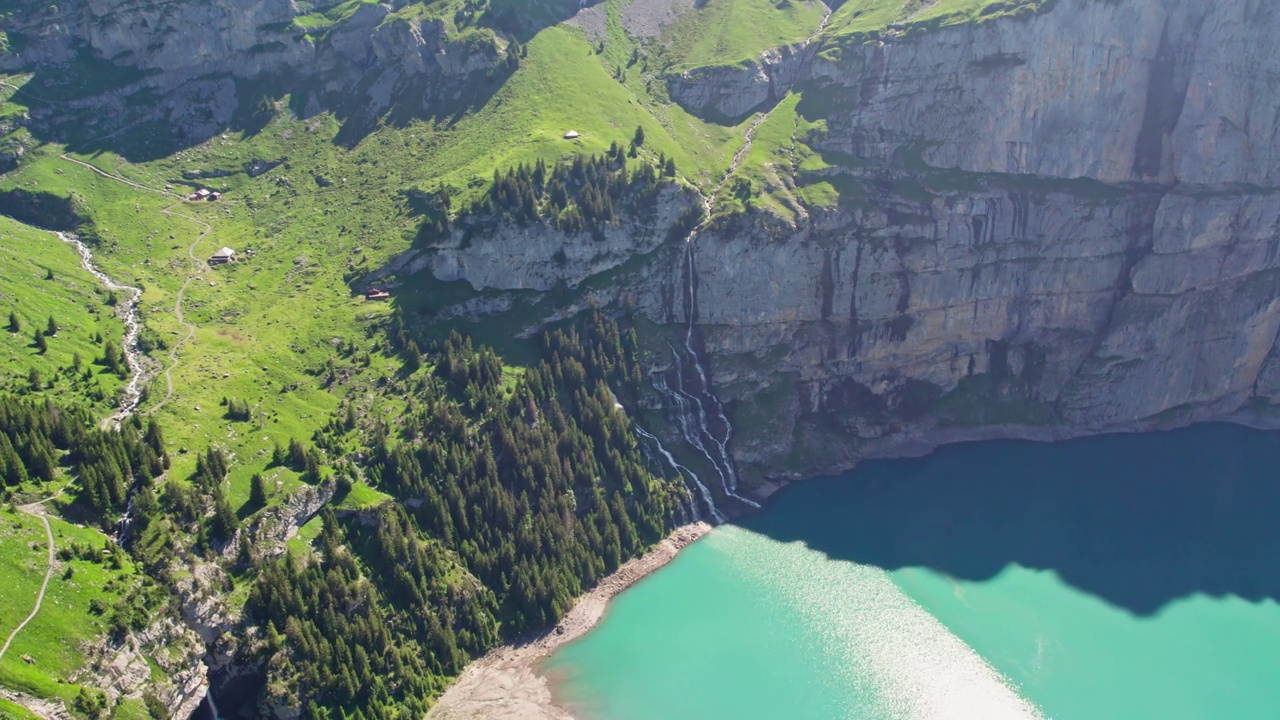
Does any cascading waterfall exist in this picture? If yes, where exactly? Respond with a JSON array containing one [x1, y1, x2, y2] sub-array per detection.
[[643, 220, 760, 516], [638, 51, 839, 517], [672, 236, 761, 509], [633, 425, 726, 524]]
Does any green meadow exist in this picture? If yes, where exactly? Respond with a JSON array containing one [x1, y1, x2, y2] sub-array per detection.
[[0, 511, 162, 716], [0, 216, 127, 413]]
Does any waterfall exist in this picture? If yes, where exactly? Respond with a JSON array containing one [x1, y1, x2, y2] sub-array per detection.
[[641, 185, 762, 514], [640, 81, 801, 515], [634, 425, 726, 524], [663, 240, 761, 510]]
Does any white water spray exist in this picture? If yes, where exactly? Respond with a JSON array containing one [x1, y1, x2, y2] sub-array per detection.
[[642, 4, 836, 514], [634, 424, 726, 524]]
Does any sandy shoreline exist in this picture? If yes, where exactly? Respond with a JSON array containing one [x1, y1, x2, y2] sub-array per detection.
[[426, 522, 713, 720]]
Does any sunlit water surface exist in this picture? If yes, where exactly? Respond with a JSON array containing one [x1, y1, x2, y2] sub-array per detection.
[[546, 425, 1280, 719]]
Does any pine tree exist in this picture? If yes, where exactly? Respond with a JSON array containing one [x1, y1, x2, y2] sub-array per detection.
[[34, 327, 48, 354], [405, 341, 423, 373], [210, 487, 239, 542], [7, 311, 18, 333], [632, 125, 645, 148], [46, 316, 58, 336], [101, 340, 124, 375], [250, 472, 269, 507]]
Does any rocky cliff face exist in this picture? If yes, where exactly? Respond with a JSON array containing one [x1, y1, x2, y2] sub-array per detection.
[[420, 0, 1280, 491], [379, 184, 700, 292], [0, 0, 506, 144], [665, 42, 811, 121]]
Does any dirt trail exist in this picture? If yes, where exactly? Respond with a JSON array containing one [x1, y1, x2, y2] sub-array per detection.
[[55, 153, 211, 415], [149, 209, 209, 415], [59, 153, 185, 200], [0, 494, 60, 666]]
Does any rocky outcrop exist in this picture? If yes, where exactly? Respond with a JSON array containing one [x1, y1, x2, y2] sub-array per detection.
[[416, 0, 1280, 489], [0, 0, 506, 144], [666, 43, 809, 120], [377, 184, 701, 292]]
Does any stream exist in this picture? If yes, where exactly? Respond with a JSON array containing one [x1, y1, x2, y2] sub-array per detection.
[[56, 231, 148, 428]]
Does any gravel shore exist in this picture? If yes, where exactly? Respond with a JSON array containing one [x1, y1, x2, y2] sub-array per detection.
[[427, 522, 713, 720]]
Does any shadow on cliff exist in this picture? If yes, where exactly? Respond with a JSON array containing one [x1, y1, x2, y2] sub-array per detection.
[[738, 423, 1280, 616], [7, 0, 604, 162], [32, 65, 516, 163]]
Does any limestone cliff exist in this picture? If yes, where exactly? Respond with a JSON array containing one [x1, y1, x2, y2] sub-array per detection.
[[414, 0, 1280, 491], [0, 0, 507, 144], [377, 184, 701, 292]]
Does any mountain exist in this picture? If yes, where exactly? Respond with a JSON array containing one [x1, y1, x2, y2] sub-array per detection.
[[1, 0, 1277, 717]]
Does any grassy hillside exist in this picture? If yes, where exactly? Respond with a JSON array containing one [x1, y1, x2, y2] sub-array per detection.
[[0, 509, 176, 719], [656, 0, 829, 70], [0, 6, 759, 510], [0, 216, 127, 413]]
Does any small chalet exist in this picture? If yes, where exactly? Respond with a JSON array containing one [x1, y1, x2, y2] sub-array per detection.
[[563, 130, 581, 140], [209, 247, 238, 266], [366, 288, 391, 301]]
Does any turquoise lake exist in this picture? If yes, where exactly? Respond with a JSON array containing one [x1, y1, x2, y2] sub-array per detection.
[[545, 424, 1280, 719]]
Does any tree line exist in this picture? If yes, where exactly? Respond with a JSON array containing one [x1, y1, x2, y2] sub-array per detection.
[[245, 313, 689, 717], [419, 148, 680, 244], [0, 394, 168, 522]]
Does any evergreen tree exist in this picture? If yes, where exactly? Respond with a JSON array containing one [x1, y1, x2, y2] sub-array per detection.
[[46, 315, 58, 337], [211, 489, 238, 542], [102, 340, 120, 372], [34, 328, 48, 354], [7, 311, 18, 333], [250, 472, 269, 507]]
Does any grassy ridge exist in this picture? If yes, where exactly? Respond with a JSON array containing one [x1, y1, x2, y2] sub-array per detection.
[[825, 0, 1049, 41]]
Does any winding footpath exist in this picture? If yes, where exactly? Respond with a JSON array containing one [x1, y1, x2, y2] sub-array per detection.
[[0, 493, 60, 666], [149, 216, 209, 415], [57, 152, 210, 414]]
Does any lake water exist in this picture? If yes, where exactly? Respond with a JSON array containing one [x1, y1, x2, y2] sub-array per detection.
[[545, 424, 1280, 719]]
